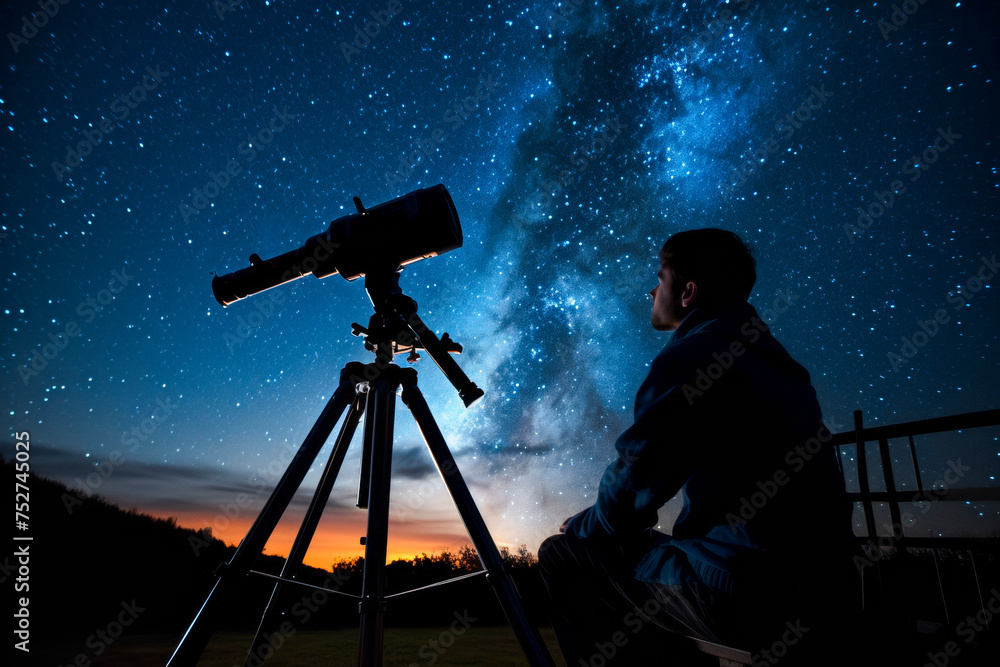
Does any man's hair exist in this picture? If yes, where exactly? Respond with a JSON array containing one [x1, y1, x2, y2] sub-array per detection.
[[659, 228, 756, 307]]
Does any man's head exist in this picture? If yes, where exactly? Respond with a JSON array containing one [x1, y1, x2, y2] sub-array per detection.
[[650, 228, 756, 331]]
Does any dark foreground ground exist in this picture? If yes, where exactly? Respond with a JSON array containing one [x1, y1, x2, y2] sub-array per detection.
[[26, 624, 1000, 667], [29, 627, 568, 667]]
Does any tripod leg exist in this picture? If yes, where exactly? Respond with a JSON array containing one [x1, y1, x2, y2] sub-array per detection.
[[401, 383, 556, 667], [358, 377, 398, 667], [167, 366, 362, 667], [243, 394, 366, 667], [356, 386, 376, 509]]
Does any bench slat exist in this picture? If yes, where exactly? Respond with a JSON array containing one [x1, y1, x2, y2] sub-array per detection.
[[687, 636, 752, 665]]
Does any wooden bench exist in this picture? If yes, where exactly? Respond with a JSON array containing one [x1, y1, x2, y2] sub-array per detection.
[[689, 636, 752, 666]]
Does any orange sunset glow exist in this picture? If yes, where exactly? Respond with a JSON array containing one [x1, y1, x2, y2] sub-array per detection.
[[162, 506, 480, 569]]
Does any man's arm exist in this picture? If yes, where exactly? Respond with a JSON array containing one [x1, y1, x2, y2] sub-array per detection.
[[563, 366, 704, 540]]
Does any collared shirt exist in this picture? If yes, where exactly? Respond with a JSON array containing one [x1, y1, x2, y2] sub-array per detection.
[[564, 301, 852, 589]]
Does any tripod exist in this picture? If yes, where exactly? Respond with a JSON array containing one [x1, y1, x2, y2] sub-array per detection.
[[167, 269, 555, 667]]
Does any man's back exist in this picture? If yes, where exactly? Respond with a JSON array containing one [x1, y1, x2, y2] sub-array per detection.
[[658, 301, 852, 552], [565, 301, 852, 558]]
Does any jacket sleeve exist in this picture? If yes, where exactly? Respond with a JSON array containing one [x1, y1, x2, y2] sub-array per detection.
[[564, 346, 704, 540]]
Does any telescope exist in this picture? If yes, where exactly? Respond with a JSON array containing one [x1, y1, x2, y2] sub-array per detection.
[[172, 183, 555, 667], [212, 184, 461, 307]]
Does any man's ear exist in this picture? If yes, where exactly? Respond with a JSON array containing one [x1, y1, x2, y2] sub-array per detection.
[[680, 281, 698, 308]]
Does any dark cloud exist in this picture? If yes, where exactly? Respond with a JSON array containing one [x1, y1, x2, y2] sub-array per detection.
[[391, 444, 440, 480]]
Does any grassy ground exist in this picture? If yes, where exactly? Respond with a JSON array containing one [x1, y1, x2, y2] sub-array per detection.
[[45, 627, 568, 667]]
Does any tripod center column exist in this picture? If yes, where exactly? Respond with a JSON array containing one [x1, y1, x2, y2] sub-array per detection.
[[357, 363, 411, 666]]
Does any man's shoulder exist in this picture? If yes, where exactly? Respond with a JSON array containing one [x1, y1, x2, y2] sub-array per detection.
[[639, 319, 742, 406]]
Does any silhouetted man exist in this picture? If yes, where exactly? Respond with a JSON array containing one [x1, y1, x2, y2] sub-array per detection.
[[539, 229, 855, 665]]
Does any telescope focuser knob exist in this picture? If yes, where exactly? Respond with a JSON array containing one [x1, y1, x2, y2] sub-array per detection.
[[439, 333, 463, 354]]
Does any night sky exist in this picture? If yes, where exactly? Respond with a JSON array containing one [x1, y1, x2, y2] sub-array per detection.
[[3, 0, 998, 568]]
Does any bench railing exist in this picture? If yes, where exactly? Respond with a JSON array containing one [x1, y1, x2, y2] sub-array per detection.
[[829, 408, 1000, 625], [692, 407, 1000, 666]]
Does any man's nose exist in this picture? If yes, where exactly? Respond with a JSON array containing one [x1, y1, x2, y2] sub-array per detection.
[[649, 286, 657, 298]]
